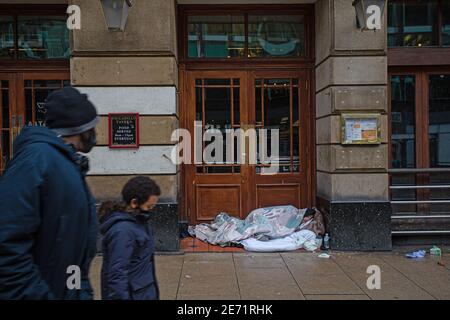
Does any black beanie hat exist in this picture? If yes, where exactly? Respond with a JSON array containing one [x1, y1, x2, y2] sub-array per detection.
[[45, 86, 99, 136]]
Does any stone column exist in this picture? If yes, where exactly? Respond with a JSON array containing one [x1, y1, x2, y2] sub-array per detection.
[[315, 0, 391, 250], [70, 0, 179, 251]]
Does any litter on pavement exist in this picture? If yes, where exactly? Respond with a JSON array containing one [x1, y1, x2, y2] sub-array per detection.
[[405, 250, 426, 259]]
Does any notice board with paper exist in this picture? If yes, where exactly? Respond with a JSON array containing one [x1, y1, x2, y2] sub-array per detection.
[[341, 113, 381, 145]]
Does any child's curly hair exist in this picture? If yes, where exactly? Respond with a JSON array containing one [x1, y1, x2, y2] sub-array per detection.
[[122, 176, 161, 206], [98, 176, 161, 220]]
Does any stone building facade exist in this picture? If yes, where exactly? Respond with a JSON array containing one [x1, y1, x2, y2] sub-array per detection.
[[1, 0, 449, 251]]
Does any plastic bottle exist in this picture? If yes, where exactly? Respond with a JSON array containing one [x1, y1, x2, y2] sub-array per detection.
[[430, 246, 441, 257], [322, 233, 330, 250]]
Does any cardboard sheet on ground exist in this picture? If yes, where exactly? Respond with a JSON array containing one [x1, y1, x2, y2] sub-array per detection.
[[188, 205, 320, 249]]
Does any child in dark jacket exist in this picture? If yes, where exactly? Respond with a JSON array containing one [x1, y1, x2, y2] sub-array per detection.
[[99, 176, 161, 300]]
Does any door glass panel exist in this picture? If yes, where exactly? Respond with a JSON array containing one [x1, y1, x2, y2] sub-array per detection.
[[443, 0, 450, 46], [1, 130, 10, 174], [233, 87, 240, 126], [429, 74, 450, 168], [205, 87, 232, 129], [188, 15, 245, 58], [388, 0, 439, 47], [24, 79, 68, 126], [196, 78, 240, 174], [390, 75, 416, 168], [31, 80, 62, 88], [390, 75, 417, 213], [18, 16, 70, 59], [248, 15, 304, 58], [428, 75, 449, 213], [255, 78, 300, 174], [0, 16, 14, 58], [292, 86, 300, 172], [1, 81, 10, 175], [2, 86, 9, 129]]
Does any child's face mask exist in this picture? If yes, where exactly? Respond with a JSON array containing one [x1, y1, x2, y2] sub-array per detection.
[[139, 195, 159, 213]]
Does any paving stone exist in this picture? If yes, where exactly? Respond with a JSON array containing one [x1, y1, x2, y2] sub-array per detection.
[[88, 251, 450, 300], [177, 294, 241, 300], [281, 253, 363, 295], [381, 253, 450, 300], [155, 255, 184, 300], [88, 256, 103, 300], [332, 253, 434, 300], [305, 294, 370, 300], [237, 268, 305, 300], [184, 253, 234, 262], [233, 253, 286, 269], [178, 254, 239, 297]]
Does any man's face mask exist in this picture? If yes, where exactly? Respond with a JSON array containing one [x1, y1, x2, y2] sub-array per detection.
[[80, 128, 97, 153]]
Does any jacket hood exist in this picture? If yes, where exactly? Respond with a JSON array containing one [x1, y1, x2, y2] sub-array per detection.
[[100, 211, 137, 235], [13, 126, 76, 161]]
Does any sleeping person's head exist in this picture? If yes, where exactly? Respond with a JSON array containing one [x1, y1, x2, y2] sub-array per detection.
[[302, 208, 316, 223]]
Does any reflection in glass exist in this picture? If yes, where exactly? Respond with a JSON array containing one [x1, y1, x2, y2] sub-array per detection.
[[429, 173, 450, 212], [196, 78, 241, 173], [233, 87, 240, 125], [205, 166, 233, 174], [391, 174, 417, 213], [203, 79, 233, 86], [293, 87, 300, 172], [1, 88, 9, 129], [33, 80, 62, 88], [195, 86, 203, 121], [390, 75, 416, 168], [34, 90, 51, 125], [264, 85, 290, 165], [443, 0, 450, 46], [0, 16, 14, 58], [24, 81, 68, 126], [18, 16, 70, 59], [429, 74, 450, 168], [188, 15, 245, 58], [1, 130, 10, 172], [25, 89, 33, 126], [388, 1, 439, 47], [248, 15, 304, 57], [205, 87, 232, 129], [255, 78, 300, 173], [390, 76, 418, 211]]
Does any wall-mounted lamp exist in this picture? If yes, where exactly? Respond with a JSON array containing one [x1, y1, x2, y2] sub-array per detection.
[[100, 0, 133, 31], [352, 0, 386, 31]]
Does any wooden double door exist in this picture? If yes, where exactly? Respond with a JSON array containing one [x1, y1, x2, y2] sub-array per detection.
[[184, 70, 313, 224], [0, 71, 69, 174]]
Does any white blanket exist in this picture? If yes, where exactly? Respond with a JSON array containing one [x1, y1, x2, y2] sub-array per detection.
[[241, 229, 319, 252]]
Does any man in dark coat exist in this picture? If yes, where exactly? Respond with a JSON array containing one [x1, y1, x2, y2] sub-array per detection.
[[0, 87, 99, 300]]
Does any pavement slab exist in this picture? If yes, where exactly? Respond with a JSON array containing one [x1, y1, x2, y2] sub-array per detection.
[[332, 253, 434, 300], [155, 255, 184, 300], [237, 268, 305, 300], [380, 253, 450, 300], [88, 250, 450, 300], [305, 294, 370, 300], [281, 253, 364, 295]]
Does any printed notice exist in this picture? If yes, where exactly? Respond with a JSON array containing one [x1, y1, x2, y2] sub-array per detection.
[[109, 113, 139, 148], [342, 116, 380, 144]]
